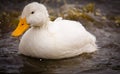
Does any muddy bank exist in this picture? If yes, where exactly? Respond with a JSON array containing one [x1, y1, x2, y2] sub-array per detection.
[[0, 0, 120, 74]]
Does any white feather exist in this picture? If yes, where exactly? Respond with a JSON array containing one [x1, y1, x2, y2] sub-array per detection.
[[18, 2, 98, 59]]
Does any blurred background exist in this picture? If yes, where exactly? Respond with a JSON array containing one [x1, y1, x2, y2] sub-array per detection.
[[0, 0, 120, 74]]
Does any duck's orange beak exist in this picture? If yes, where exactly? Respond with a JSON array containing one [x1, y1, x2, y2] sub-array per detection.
[[11, 18, 29, 37]]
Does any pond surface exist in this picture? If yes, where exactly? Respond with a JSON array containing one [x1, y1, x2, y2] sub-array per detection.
[[0, 0, 120, 74]]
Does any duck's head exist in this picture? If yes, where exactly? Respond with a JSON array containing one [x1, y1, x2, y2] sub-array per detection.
[[12, 2, 49, 37]]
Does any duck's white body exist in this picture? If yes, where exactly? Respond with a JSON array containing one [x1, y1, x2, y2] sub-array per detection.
[[19, 18, 97, 59], [12, 2, 97, 59]]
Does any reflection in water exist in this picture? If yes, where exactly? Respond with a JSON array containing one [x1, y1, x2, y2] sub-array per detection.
[[20, 53, 94, 74]]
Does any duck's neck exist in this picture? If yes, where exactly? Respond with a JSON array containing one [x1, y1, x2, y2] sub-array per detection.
[[32, 18, 50, 29]]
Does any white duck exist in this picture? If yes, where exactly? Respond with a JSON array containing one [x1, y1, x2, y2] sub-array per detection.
[[12, 2, 98, 59]]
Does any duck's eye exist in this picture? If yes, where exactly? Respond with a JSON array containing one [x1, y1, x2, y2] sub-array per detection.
[[31, 11, 34, 14]]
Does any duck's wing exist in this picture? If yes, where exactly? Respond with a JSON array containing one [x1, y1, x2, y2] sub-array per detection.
[[54, 17, 63, 22], [48, 19, 94, 46]]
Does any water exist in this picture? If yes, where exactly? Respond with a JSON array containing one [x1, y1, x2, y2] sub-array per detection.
[[0, 0, 120, 74]]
